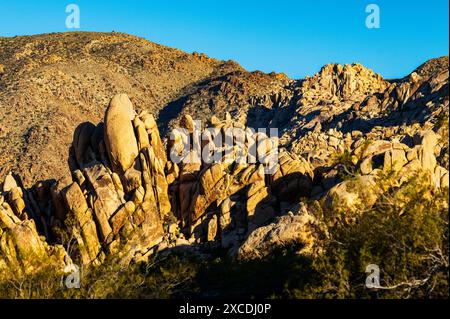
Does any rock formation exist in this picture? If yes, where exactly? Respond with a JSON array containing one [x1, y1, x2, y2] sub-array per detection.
[[1, 94, 173, 274], [1, 88, 448, 277], [0, 174, 69, 277], [0, 34, 448, 277], [0, 93, 315, 275]]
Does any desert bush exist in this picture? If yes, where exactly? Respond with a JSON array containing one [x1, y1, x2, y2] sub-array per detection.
[[0, 265, 65, 299], [0, 253, 198, 299], [296, 172, 449, 299]]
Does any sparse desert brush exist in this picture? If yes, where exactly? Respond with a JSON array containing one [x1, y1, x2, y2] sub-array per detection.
[[0, 252, 199, 299], [301, 171, 449, 299], [0, 264, 65, 299], [72, 254, 198, 299]]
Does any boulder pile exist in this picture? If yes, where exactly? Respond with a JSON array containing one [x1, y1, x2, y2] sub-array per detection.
[[0, 93, 448, 276]]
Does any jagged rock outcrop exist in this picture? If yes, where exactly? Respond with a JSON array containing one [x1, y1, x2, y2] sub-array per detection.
[[236, 129, 449, 261], [301, 63, 388, 100], [1, 93, 315, 274], [1, 94, 174, 274], [0, 87, 320, 271], [1, 87, 449, 275], [166, 112, 315, 248], [279, 58, 448, 174], [64, 94, 172, 265], [322, 130, 449, 214], [0, 174, 69, 277]]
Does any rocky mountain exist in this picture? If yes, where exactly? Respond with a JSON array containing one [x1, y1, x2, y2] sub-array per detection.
[[1, 33, 447, 189], [0, 32, 448, 286], [0, 32, 243, 187]]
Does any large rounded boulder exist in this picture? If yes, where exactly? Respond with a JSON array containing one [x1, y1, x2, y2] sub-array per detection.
[[104, 94, 140, 173]]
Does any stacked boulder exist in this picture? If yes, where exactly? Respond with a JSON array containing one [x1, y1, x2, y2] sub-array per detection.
[[0, 94, 172, 275], [62, 94, 171, 265], [168, 113, 314, 247], [352, 130, 448, 187], [1, 92, 448, 276], [290, 127, 355, 168]]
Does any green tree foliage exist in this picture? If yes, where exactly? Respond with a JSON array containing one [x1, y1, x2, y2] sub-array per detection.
[[299, 172, 449, 299]]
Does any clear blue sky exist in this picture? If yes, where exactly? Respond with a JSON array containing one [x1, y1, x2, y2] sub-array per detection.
[[0, 0, 448, 79]]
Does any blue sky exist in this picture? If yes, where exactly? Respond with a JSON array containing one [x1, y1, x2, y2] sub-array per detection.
[[0, 0, 448, 79]]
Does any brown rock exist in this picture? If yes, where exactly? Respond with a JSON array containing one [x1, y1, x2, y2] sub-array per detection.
[[62, 182, 101, 263], [324, 175, 379, 213], [384, 149, 408, 172], [3, 173, 18, 193], [420, 131, 438, 154], [358, 140, 392, 158], [360, 157, 373, 175], [206, 215, 218, 242], [180, 114, 195, 133], [73, 122, 96, 167], [134, 117, 150, 150], [110, 203, 134, 235], [419, 148, 437, 172], [237, 211, 319, 260]]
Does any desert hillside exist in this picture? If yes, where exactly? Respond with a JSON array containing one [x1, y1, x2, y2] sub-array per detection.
[[0, 32, 243, 186], [1, 33, 448, 188], [0, 32, 448, 298], [0, 33, 448, 187]]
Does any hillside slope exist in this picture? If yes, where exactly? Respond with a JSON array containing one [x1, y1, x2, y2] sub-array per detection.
[[0, 32, 241, 186], [0, 32, 448, 188]]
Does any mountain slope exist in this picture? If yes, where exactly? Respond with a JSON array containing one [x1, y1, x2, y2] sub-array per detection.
[[0, 32, 448, 188], [0, 32, 240, 186]]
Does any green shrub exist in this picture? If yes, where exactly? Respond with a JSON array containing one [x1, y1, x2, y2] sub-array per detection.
[[297, 172, 449, 299]]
